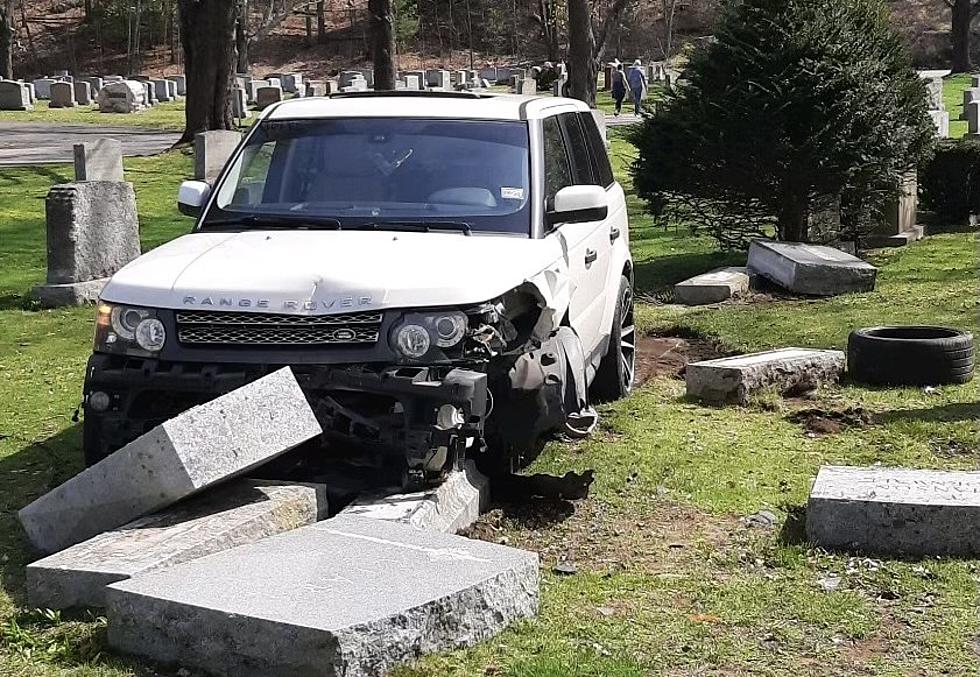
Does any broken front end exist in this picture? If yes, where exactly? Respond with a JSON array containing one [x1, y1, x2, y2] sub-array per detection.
[[83, 288, 589, 484]]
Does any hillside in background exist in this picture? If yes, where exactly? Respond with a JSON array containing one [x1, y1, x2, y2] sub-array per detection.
[[8, 0, 956, 80]]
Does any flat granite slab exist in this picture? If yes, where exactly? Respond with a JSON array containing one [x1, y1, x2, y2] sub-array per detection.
[[686, 348, 845, 404], [748, 240, 877, 296], [807, 466, 980, 557], [106, 515, 539, 677], [19, 368, 322, 554], [26, 480, 327, 609], [340, 461, 488, 533], [674, 266, 750, 306]]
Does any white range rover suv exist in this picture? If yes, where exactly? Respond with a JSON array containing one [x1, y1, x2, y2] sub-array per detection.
[[84, 91, 634, 485]]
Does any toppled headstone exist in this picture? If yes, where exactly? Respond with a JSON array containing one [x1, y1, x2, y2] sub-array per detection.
[[686, 348, 845, 404], [26, 480, 327, 609], [18, 368, 322, 554], [106, 515, 539, 677], [674, 266, 750, 306], [340, 461, 488, 533], [194, 129, 242, 183], [49, 81, 76, 108], [73, 139, 124, 182], [0, 79, 32, 110], [97, 81, 146, 113], [747, 240, 877, 296], [32, 181, 140, 307], [806, 465, 980, 556]]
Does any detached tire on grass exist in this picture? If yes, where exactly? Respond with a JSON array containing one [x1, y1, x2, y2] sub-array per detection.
[[848, 326, 975, 386]]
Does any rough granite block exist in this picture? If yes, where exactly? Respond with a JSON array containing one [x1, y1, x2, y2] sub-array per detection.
[[27, 480, 327, 609], [806, 466, 980, 556], [106, 515, 539, 677], [686, 348, 845, 404], [340, 461, 488, 533], [31, 278, 108, 308], [18, 368, 322, 554], [674, 266, 750, 306], [747, 240, 877, 296]]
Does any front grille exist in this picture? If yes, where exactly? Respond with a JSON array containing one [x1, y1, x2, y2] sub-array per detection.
[[175, 310, 383, 347]]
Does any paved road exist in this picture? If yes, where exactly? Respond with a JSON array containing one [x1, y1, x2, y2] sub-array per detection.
[[0, 123, 180, 166]]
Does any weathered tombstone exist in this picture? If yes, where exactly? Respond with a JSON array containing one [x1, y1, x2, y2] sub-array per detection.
[[806, 466, 980, 557], [674, 267, 751, 306], [152, 79, 172, 102], [0, 80, 32, 110], [686, 348, 845, 404], [195, 130, 243, 183], [747, 240, 877, 296], [255, 85, 283, 109], [281, 73, 302, 93], [18, 368, 322, 554], [969, 100, 980, 135], [404, 74, 421, 91], [305, 81, 326, 97], [973, 74, 980, 89], [73, 139, 124, 182], [142, 81, 157, 106], [521, 77, 537, 96], [73, 80, 92, 106], [924, 77, 944, 110], [266, 76, 282, 89], [103, 74, 124, 82], [24, 81, 36, 103], [929, 110, 950, 138], [173, 74, 186, 95], [97, 80, 146, 113], [81, 76, 104, 94], [246, 79, 269, 103], [48, 81, 76, 108], [479, 66, 497, 82], [356, 69, 374, 88], [339, 71, 361, 88], [231, 87, 250, 118], [165, 79, 178, 99], [871, 171, 923, 247], [427, 69, 451, 89], [26, 480, 327, 609], [455, 70, 468, 87], [33, 78, 56, 99], [31, 182, 141, 307], [105, 515, 539, 677], [963, 88, 980, 119]]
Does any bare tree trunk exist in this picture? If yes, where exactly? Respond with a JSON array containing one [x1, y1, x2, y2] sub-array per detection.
[[305, 0, 312, 43], [316, 0, 325, 42], [0, 0, 13, 80], [235, 0, 248, 73], [951, 0, 973, 73], [778, 192, 810, 242], [567, 0, 596, 107], [369, 0, 396, 90], [178, 0, 237, 144]]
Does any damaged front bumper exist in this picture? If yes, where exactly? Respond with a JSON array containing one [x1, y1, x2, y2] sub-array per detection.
[[82, 353, 488, 478]]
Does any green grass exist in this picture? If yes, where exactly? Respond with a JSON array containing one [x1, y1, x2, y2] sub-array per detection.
[[943, 73, 971, 139], [1, 121, 979, 676], [0, 100, 188, 131]]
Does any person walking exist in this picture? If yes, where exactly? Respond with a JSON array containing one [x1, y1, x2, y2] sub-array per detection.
[[628, 59, 648, 115], [610, 62, 630, 116]]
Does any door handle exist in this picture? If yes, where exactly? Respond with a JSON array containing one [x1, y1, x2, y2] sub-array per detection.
[[585, 249, 598, 266], [609, 227, 621, 243]]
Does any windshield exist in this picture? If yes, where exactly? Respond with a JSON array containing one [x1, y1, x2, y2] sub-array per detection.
[[204, 117, 532, 235]]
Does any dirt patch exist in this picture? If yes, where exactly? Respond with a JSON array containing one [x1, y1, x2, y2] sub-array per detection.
[[634, 334, 726, 385], [786, 407, 872, 437]]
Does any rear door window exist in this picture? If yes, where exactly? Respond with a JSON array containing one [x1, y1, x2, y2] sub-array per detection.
[[559, 113, 596, 185], [578, 112, 615, 188], [542, 116, 573, 208]]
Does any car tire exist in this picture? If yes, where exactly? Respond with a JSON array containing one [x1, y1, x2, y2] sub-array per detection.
[[848, 326, 975, 386], [591, 275, 635, 402]]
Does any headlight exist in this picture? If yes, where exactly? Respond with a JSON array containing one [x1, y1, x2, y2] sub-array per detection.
[[390, 310, 469, 361], [95, 303, 166, 356]]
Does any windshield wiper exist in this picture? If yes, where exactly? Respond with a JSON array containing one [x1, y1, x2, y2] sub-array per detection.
[[201, 214, 343, 230], [352, 220, 473, 236]]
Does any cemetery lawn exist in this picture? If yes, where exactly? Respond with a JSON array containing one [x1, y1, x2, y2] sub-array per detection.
[[0, 101, 187, 131], [0, 139, 978, 676]]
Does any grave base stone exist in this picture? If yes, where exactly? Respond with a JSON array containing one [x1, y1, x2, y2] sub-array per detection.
[[806, 466, 980, 557], [106, 515, 539, 677], [32, 278, 108, 308], [747, 240, 877, 296], [674, 266, 750, 306], [686, 348, 845, 404], [18, 368, 322, 554], [340, 461, 488, 533], [27, 480, 327, 609]]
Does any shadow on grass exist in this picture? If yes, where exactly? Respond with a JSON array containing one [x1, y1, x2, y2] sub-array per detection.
[[874, 402, 980, 425], [778, 504, 808, 546], [633, 250, 745, 295]]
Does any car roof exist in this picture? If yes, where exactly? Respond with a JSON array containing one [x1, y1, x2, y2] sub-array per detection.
[[260, 92, 590, 122]]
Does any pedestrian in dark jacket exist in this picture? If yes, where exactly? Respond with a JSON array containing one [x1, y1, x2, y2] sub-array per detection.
[[611, 62, 630, 116]]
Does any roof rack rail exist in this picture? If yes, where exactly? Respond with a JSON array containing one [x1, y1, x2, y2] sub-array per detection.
[[327, 90, 499, 100]]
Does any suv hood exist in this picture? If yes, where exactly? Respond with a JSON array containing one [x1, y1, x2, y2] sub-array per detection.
[[101, 230, 564, 314]]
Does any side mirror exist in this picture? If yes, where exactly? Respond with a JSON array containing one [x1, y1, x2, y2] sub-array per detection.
[[177, 180, 211, 218], [546, 185, 608, 228]]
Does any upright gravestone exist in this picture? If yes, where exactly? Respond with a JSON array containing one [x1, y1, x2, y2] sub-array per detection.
[[98, 81, 146, 113], [174, 75, 187, 95], [166, 80, 178, 100], [403, 74, 421, 91], [255, 85, 283, 109], [871, 171, 923, 247], [194, 130, 243, 183], [142, 81, 157, 106], [73, 81, 93, 106], [963, 88, 980, 119], [231, 87, 250, 119], [281, 73, 303, 93], [33, 78, 56, 99], [73, 139, 125, 182], [339, 71, 361, 88], [969, 100, 980, 135], [82, 76, 104, 94], [152, 79, 172, 102], [48, 81, 76, 108], [0, 80, 32, 110], [246, 79, 269, 103], [32, 182, 141, 307]]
